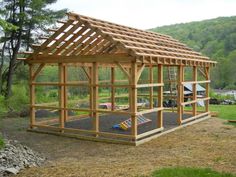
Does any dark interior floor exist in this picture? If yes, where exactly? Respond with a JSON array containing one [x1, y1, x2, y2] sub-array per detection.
[[63, 111, 192, 135]]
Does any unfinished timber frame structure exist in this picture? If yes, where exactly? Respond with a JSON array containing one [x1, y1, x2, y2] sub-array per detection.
[[19, 12, 216, 145]]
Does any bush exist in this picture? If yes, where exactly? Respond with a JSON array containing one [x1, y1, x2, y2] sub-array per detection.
[[0, 135, 4, 149], [5, 84, 29, 111]]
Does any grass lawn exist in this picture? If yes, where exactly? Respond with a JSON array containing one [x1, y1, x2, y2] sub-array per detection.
[[184, 105, 236, 120], [152, 167, 236, 177]]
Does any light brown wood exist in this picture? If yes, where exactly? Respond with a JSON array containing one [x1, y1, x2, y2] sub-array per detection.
[[177, 65, 184, 125], [63, 65, 68, 121], [29, 64, 35, 128], [192, 66, 197, 116], [157, 64, 163, 128], [130, 62, 138, 138], [111, 67, 115, 111], [205, 67, 210, 112], [58, 63, 65, 129], [149, 65, 154, 109], [92, 62, 99, 133]]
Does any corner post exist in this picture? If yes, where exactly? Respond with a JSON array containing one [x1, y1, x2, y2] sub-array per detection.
[[130, 62, 138, 138], [205, 67, 210, 112], [177, 65, 184, 125]]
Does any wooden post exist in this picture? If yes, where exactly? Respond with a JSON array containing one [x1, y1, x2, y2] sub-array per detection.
[[29, 64, 35, 128], [111, 67, 115, 111], [92, 62, 99, 133], [205, 67, 210, 112], [157, 64, 163, 128], [193, 66, 197, 116], [149, 65, 154, 109], [63, 64, 68, 121], [58, 63, 65, 129], [89, 66, 93, 117], [130, 62, 138, 138], [177, 65, 184, 125]]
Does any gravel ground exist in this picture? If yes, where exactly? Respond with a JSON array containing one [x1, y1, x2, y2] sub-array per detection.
[[0, 116, 235, 177]]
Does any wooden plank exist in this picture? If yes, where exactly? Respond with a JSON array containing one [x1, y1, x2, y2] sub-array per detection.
[[137, 107, 164, 115], [58, 63, 65, 129], [92, 62, 99, 133], [29, 64, 35, 128], [157, 64, 163, 128], [205, 67, 210, 112], [29, 128, 135, 145], [193, 66, 197, 116], [26, 54, 135, 63], [149, 65, 153, 109], [181, 112, 210, 124], [136, 63, 145, 81], [111, 67, 115, 111], [31, 124, 134, 139], [181, 80, 210, 84], [177, 65, 184, 125], [136, 83, 164, 88], [181, 97, 210, 106], [63, 65, 68, 122], [136, 127, 164, 139], [130, 62, 138, 138], [33, 20, 74, 56]]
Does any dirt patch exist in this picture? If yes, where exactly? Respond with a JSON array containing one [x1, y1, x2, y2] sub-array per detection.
[[0, 117, 235, 177]]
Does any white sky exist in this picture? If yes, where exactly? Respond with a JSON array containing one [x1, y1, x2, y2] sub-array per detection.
[[50, 0, 236, 29]]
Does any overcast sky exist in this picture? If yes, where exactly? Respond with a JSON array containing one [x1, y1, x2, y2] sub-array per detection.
[[50, 0, 236, 29]]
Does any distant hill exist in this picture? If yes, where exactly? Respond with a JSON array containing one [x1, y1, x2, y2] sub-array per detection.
[[150, 16, 236, 89]]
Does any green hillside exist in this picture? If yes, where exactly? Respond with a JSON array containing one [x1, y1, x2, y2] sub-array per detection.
[[150, 16, 236, 89]]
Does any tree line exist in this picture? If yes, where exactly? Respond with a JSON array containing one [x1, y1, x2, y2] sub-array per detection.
[[151, 16, 236, 89]]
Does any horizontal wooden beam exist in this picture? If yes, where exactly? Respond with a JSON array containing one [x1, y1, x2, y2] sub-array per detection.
[[181, 112, 210, 123], [26, 54, 135, 63], [136, 127, 164, 139], [182, 80, 210, 84], [181, 97, 210, 106], [136, 83, 164, 88]]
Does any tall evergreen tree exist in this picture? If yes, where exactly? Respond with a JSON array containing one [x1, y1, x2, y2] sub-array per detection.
[[0, 0, 66, 97]]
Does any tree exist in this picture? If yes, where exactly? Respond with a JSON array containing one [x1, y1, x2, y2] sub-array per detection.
[[0, 0, 66, 98]]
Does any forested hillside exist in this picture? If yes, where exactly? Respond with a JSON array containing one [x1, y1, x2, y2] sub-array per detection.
[[151, 16, 236, 89]]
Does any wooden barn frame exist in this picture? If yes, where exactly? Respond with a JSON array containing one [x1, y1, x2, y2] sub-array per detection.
[[18, 12, 216, 145]]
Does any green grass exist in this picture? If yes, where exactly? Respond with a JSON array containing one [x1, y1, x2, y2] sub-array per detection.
[[151, 167, 236, 177], [184, 105, 236, 120]]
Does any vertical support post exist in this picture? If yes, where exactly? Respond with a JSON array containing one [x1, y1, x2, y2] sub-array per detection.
[[130, 62, 138, 138], [149, 65, 153, 109], [193, 66, 197, 116], [177, 65, 184, 125], [111, 67, 115, 111], [58, 63, 65, 129], [92, 62, 99, 134], [157, 64, 163, 128], [205, 67, 210, 112], [89, 66, 93, 117], [63, 64, 68, 122], [29, 64, 35, 128]]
